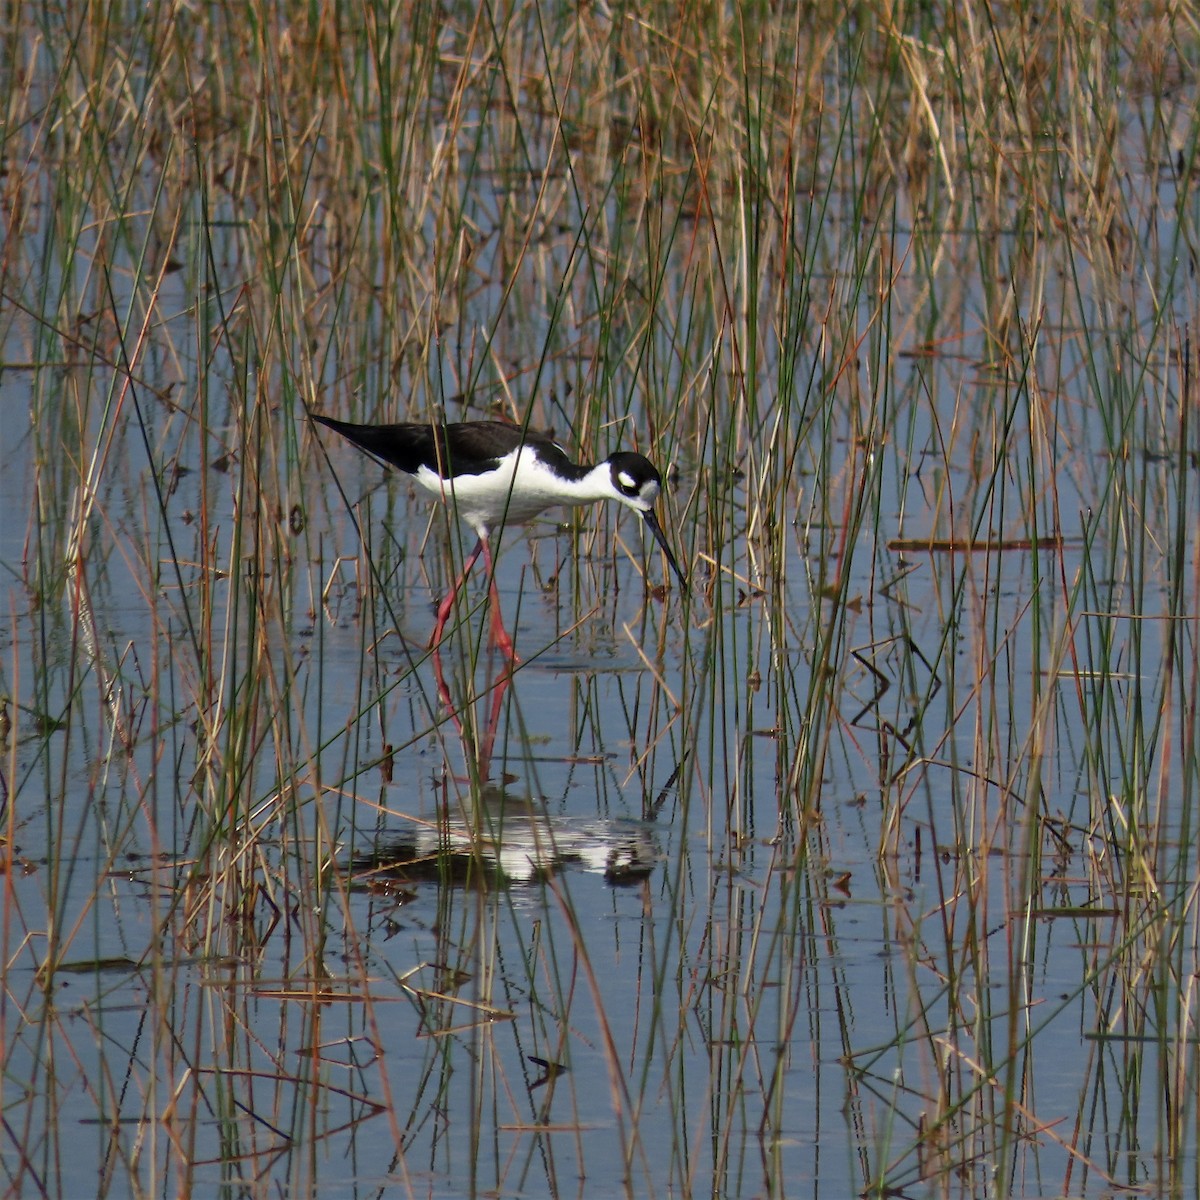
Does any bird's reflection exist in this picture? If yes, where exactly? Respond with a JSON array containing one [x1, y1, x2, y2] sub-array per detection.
[[347, 780, 660, 888], [348, 647, 666, 890]]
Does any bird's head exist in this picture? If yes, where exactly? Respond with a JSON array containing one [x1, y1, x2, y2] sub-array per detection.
[[601, 452, 687, 591]]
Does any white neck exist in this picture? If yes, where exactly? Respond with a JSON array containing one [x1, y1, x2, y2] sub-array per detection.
[[561, 462, 623, 506]]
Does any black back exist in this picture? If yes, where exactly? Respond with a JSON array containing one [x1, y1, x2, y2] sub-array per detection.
[[311, 414, 589, 481]]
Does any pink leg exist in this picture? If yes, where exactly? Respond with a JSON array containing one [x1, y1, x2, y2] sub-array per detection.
[[432, 538, 484, 651], [474, 668, 513, 780], [431, 539, 484, 722], [480, 538, 518, 663]]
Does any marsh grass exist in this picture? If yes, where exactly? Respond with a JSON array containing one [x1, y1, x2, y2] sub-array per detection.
[[3, 0, 1200, 1195]]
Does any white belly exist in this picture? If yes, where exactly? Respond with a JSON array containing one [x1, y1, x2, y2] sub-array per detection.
[[412, 448, 585, 534]]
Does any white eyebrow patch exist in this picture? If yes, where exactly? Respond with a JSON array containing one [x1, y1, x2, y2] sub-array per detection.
[[617, 471, 638, 489]]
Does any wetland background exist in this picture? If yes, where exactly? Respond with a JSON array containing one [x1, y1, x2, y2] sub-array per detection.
[[2, 0, 1199, 1196]]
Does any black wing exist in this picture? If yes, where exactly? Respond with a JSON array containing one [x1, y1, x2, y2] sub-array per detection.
[[312, 415, 577, 480]]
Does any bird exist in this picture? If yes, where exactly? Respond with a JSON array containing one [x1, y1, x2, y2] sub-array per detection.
[[311, 413, 686, 660]]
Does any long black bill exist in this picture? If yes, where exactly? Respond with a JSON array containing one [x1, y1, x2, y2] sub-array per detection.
[[641, 510, 688, 593]]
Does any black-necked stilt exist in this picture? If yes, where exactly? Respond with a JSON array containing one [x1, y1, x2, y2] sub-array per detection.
[[312, 414, 686, 658]]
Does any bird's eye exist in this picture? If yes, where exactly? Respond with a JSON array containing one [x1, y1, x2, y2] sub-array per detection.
[[616, 471, 639, 495]]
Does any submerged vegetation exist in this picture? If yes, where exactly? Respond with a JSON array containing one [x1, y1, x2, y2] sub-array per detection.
[[1, 0, 1199, 1195]]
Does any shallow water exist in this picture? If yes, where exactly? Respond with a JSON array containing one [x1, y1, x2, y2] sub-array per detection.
[[5, 381, 1193, 1197], [3, 6, 1200, 1195]]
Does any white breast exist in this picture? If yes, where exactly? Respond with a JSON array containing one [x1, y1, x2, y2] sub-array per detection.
[[411, 448, 593, 534]]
